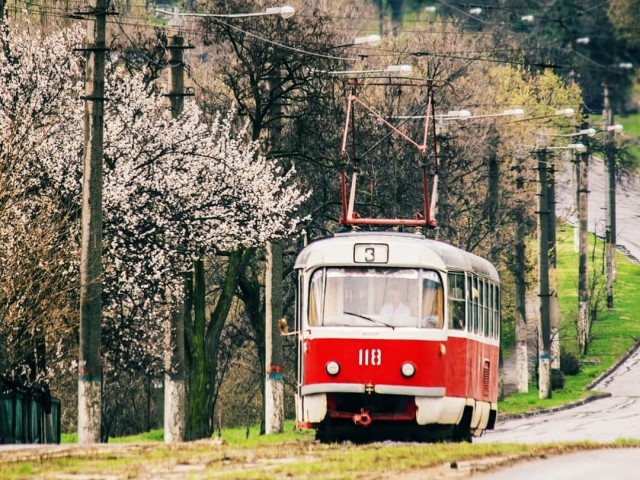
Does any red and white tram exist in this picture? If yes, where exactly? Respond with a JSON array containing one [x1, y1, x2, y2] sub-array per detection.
[[294, 231, 500, 442]]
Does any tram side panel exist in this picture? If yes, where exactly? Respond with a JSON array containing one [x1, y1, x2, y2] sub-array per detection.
[[443, 335, 499, 432]]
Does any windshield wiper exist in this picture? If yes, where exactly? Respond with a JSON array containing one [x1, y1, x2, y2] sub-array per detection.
[[343, 311, 395, 328]]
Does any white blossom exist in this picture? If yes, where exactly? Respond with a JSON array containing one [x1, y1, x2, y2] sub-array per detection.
[[0, 21, 309, 383]]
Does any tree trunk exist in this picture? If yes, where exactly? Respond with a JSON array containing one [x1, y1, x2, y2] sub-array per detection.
[[236, 255, 266, 432], [388, 0, 404, 35], [185, 260, 213, 440], [184, 251, 247, 440]]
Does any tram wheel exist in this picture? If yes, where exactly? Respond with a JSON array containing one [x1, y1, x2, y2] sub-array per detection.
[[452, 407, 473, 443]]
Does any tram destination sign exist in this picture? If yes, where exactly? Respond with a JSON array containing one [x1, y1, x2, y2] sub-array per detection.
[[354, 243, 389, 264]]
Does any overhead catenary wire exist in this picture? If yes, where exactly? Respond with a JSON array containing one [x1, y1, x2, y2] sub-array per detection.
[[5, 0, 636, 88]]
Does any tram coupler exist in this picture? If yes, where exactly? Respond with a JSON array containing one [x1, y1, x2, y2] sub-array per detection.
[[353, 409, 372, 426]]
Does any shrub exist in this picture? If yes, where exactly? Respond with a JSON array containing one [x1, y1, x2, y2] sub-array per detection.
[[560, 350, 582, 375]]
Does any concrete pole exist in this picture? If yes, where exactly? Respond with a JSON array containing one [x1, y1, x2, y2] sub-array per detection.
[[164, 272, 188, 442], [164, 34, 188, 443], [78, 0, 108, 445], [577, 120, 590, 354], [548, 162, 560, 370], [603, 83, 616, 308], [264, 70, 285, 435], [536, 135, 552, 399], [265, 241, 285, 434], [514, 214, 529, 393]]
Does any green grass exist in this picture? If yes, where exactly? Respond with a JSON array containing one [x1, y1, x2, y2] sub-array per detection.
[[500, 223, 640, 414], [62, 429, 164, 444], [4, 434, 640, 479]]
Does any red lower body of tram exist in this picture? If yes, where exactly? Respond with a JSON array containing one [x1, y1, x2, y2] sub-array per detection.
[[296, 334, 498, 442]]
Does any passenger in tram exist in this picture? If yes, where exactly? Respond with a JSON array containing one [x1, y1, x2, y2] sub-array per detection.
[[380, 288, 410, 317]]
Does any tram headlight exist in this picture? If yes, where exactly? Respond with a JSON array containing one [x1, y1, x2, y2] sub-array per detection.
[[326, 361, 340, 376], [401, 362, 416, 378]]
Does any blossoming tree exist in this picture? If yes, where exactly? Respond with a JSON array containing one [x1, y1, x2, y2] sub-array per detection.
[[0, 20, 308, 439]]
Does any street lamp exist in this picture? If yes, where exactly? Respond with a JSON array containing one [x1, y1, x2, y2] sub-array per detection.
[[447, 108, 525, 120], [353, 34, 381, 46], [387, 108, 524, 121], [508, 108, 574, 124], [556, 108, 575, 117], [318, 64, 413, 76], [539, 128, 595, 138], [157, 5, 296, 19], [550, 143, 586, 153]]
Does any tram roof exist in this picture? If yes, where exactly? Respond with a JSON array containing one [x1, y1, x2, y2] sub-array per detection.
[[295, 231, 499, 282]]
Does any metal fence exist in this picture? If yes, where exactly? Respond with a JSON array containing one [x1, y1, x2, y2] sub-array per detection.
[[0, 393, 61, 444]]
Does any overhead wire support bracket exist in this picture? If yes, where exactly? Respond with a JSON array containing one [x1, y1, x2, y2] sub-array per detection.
[[70, 8, 119, 17]]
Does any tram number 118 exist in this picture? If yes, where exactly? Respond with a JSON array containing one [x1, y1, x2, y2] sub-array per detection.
[[358, 348, 382, 366]]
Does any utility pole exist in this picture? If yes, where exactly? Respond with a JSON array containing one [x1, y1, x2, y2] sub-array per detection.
[[576, 116, 590, 353], [603, 83, 616, 308], [164, 33, 190, 443], [513, 164, 529, 393], [536, 134, 552, 399], [78, 0, 108, 444], [265, 241, 284, 433], [548, 160, 560, 370], [265, 70, 285, 434]]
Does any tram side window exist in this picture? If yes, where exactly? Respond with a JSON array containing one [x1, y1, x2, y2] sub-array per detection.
[[493, 284, 501, 339], [487, 281, 493, 338], [481, 279, 489, 337], [468, 275, 479, 334], [308, 269, 324, 326], [421, 271, 443, 328], [447, 272, 466, 330]]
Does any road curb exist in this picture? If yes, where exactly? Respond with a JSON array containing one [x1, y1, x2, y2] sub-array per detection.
[[497, 392, 611, 421], [498, 341, 640, 421], [587, 341, 640, 390]]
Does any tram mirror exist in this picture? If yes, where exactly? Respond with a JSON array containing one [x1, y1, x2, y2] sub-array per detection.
[[278, 318, 289, 335]]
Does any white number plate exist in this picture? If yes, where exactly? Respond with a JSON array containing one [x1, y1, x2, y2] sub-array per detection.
[[354, 243, 389, 264]]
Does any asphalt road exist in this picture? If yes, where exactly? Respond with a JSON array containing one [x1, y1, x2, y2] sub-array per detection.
[[472, 448, 640, 480], [480, 345, 640, 444], [476, 345, 640, 478], [556, 157, 640, 263]]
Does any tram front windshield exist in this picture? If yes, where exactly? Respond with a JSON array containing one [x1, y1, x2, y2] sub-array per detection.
[[308, 268, 443, 328]]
